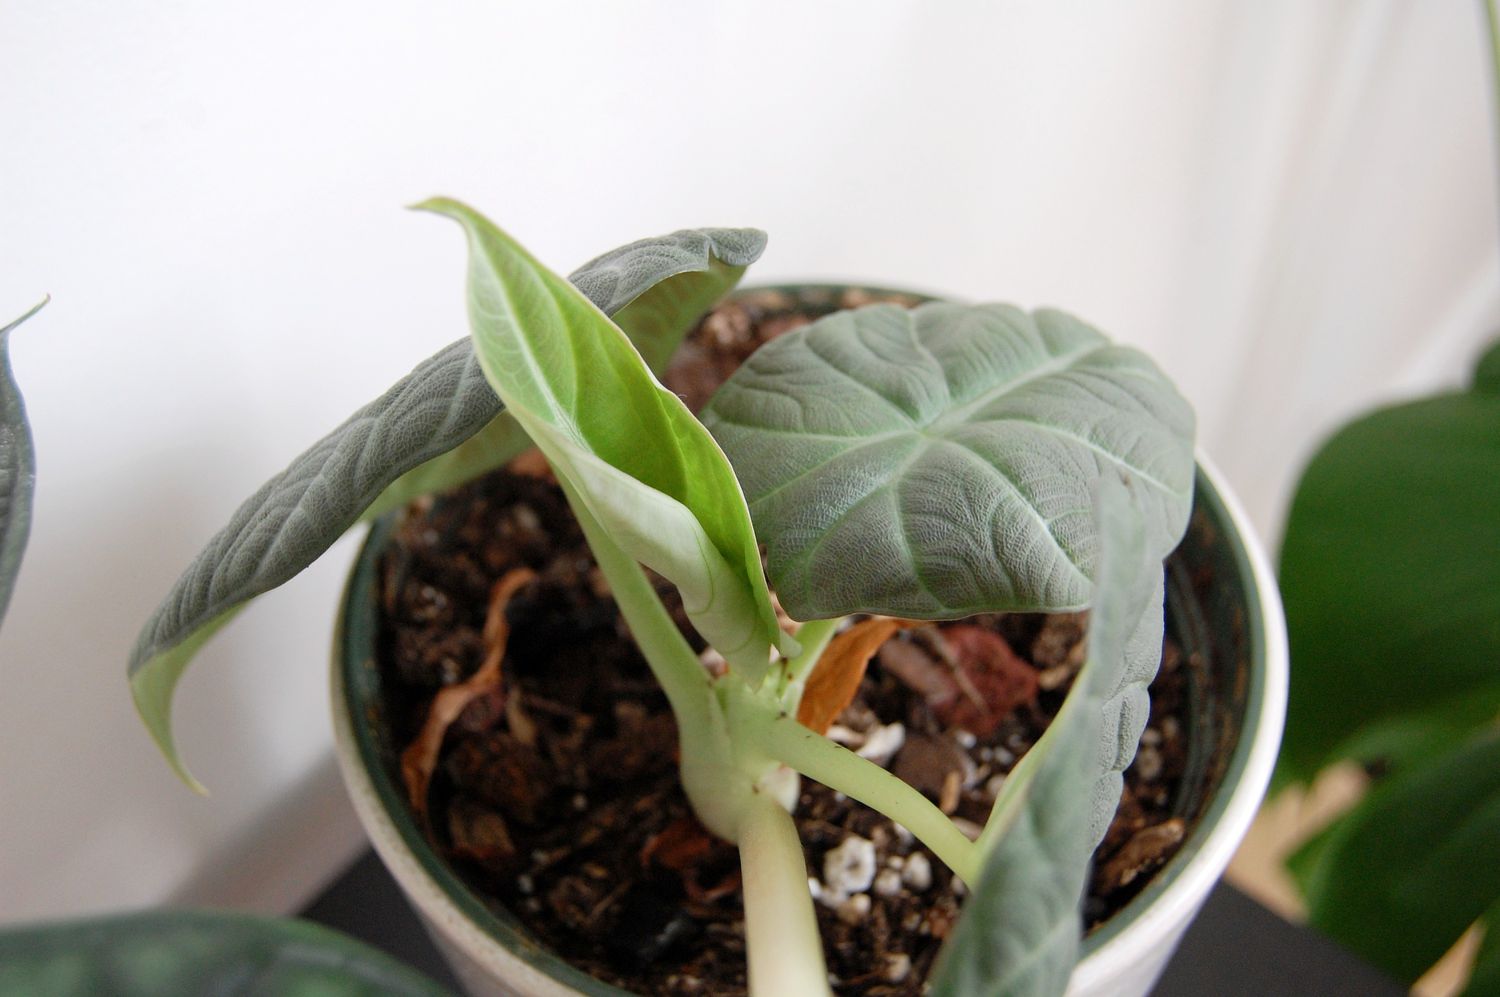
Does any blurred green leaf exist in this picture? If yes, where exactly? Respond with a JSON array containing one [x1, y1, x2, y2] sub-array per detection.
[[1463, 900, 1500, 996], [1277, 342, 1500, 785], [0, 297, 47, 629], [1288, 731, 1500, 985], [0, 910, 451, 996]]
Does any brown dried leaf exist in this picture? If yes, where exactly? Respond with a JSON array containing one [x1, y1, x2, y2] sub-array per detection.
[[401, 567, 537, 822], [930, 624, 1039, 738], [797, 617, 905, 735], [507, 447, 554, 481]]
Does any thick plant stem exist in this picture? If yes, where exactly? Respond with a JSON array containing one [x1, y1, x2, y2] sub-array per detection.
[[757, 714, 981, 884], [738, 791, 833, 997]]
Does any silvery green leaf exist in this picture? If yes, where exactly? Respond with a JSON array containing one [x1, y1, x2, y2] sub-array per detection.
[[0, 910, 451, 996], [929, 477, 1158, 997], [418, 198, 789, 681], [0, 297, 47, 629], [130, 222, 761, 788], [701, 302, 1194, 622]]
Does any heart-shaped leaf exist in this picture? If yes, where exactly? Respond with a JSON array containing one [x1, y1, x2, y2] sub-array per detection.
[[1277, 338, 1500, 786], [1288, 731, 1500, 985], [418, 198, 789, 681], [130, 222, 762, 789], [929, 477, 1160, 997], [701, 302, 1194, 621], [1, 297, 47, 630], [0, 910, 451, 996]]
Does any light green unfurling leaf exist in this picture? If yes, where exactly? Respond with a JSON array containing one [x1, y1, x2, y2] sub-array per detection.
[[417, 198, 789, 682]]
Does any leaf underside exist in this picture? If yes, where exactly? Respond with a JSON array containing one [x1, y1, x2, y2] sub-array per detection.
[[0, 298, 48, 629], [930, 478, 1161, 997], [701, 301, 1194, 621], [417, 198, 787, 681], [0, 910, 451, 996], [130, 220, 763, 787]]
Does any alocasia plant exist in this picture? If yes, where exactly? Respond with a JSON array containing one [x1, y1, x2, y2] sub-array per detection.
[[133, 200, 1195, 996]]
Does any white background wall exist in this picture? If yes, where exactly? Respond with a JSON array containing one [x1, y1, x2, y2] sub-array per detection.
[[2, 1, 1495, 921]]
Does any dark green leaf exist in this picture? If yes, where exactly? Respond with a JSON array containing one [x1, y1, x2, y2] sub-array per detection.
[[416, 198, 787, 680], [1462, 900, 1500, 996], [1290, 731, 1500, 985], [1276, 361, 1500, 786], [929, 478, 1161, 997], [0, 909, 452, 996], [130, 222, 761, 788], [701, 302, 1194, 621], [1, 297, 47, 629]]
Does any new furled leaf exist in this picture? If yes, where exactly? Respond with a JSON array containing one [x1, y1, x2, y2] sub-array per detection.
[[0, 298, 47, 629], [417, 198, 790, 681], [701, 302, 1194, 621], [131, 224, 762, 787], [0, 910, 451, 996], [929, 477, 1160, 997]]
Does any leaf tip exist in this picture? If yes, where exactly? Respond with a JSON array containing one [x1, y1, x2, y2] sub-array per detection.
[[1, 296, 51, 339], [130, 657, 210, 796]]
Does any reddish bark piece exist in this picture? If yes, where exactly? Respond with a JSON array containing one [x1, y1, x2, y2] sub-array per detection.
[[641, 816, 717, 872], [931, 625, 1039, 738], [401, 567, 537, 823], [797, 617, 905, 735]]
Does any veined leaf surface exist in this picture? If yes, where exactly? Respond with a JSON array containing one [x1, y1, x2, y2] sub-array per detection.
[[929, 478, 1160, 997], [0, 298, 47, 629], [418, 198, 789, 681], [130, 221, 762, 788], [0, 910, 451, 996], [701, 302, 1194, 621]]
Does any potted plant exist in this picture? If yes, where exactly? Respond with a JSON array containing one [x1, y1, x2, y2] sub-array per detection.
[[130, 202, 1286, 996]]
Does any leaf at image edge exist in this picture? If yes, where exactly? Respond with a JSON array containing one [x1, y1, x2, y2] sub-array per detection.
[[0, 909, 452, 996], [0, 297, 48, 631], [1294, 731, 1500, 985], [1275, 379, 1500, 787]]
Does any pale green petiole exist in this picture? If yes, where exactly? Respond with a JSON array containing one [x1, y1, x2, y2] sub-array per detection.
[[773, 615, 842, 708], [750, 710, 982, 885], [738, 791, 833, 997]]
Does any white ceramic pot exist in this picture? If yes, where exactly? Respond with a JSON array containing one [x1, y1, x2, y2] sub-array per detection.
[[332, 396, 1286, 997]]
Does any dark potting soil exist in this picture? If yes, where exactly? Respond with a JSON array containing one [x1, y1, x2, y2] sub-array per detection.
[[374, 289, 1199, 996]]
